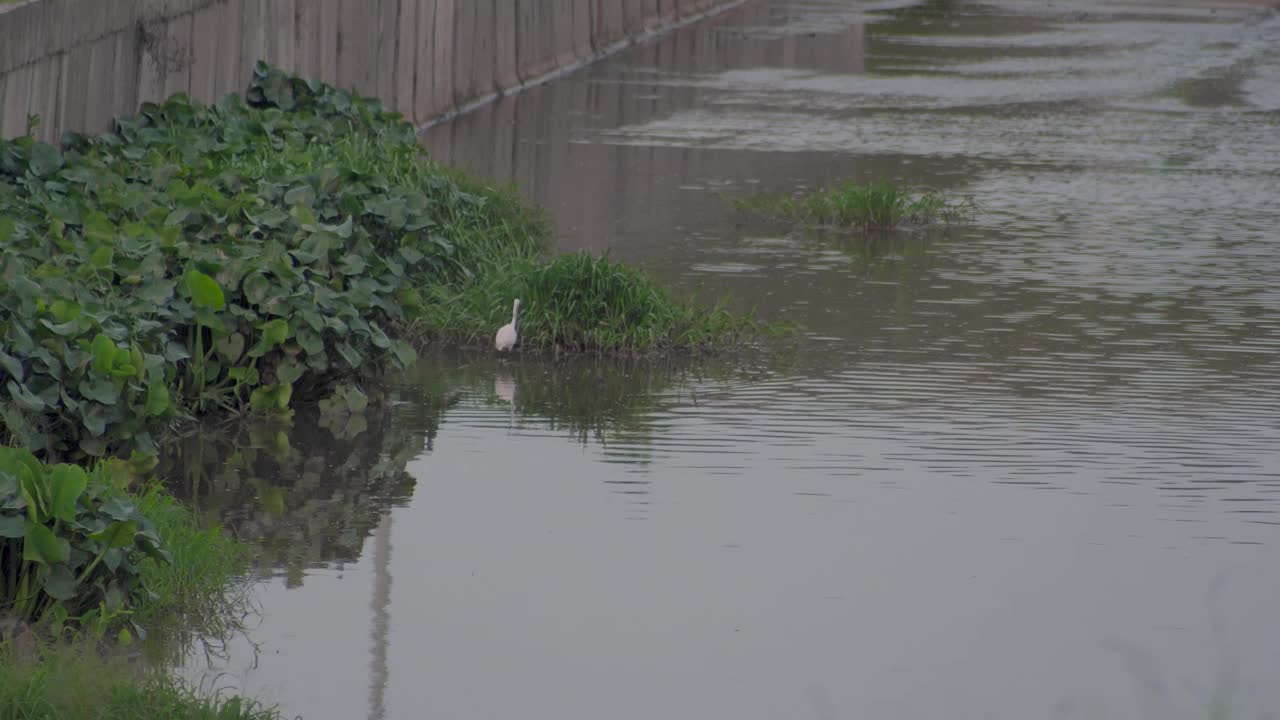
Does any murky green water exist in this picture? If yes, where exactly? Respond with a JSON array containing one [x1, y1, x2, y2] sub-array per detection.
[[179, 2, 1280, 718]]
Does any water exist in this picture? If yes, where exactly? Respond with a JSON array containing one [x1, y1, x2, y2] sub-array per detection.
[[178, 2, 1280, 718]]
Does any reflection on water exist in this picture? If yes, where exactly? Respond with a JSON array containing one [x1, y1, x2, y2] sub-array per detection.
[[159, 404, 434, 585], [180, 1, 1280, 718]]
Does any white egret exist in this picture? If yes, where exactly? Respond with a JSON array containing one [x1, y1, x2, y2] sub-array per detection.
[[494, 298, 521, 352]]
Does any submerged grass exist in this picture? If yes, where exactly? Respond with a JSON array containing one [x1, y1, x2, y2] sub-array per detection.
[[0, 639, 280, 720], [733, 179, 974, 231], [410, 253, 766, 353]]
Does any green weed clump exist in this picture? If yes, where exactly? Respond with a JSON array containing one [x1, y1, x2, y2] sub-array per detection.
[[0, 447, 245, 640], [411, 253, 760, 353], [734, 180, 973, 231], [0, 448, 170, 637], [0, 62, 546, 461], [131, 488, 248, 636], [0, 640, 280, 720]]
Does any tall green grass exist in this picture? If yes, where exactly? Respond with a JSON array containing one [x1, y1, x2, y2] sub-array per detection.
[[409, 253, 765, 353], [734, 180, 974, 231], [0, 640, 280, 720], [133, 488, 251, 639]]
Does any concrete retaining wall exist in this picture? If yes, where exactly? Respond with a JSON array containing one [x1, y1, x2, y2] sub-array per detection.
[[0, 0, 744, 142]]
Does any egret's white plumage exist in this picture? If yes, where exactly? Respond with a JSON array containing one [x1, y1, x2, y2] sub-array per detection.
[[495, 298, 521, 352]]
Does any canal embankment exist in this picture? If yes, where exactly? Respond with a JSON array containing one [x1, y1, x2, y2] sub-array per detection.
[[0, 0, 744, 143]]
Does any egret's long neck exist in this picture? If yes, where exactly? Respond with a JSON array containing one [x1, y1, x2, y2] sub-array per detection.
[[512, 302, 520, 329]]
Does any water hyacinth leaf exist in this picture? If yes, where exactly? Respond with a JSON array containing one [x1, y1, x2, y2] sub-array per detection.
[[0, 351, 24, 382], [90, 246, 114, 269], [135, 528, 172, 565], [163, 341, 191, 363], [294, 233, 329, 264], [49, 464, 88, 523], [49, 299, 81, 324], [138, 279, 176, 304], [227, 366, 261, 385], [79, 377, 118, 405], [250, 383, 293, 412], [398, 246, 424, 265], [343, 385, 369, 413], [324, 216, 353, 239], [335, 341, 361, 368], [368, 322, 392, 349], [43, 564, 78, 601], [38, 318, 81, 337], [7, 380, 45, 411], [215, 331, 246, 362], [296, 328, 324, 356], [339, 254, 366, 275], [98, 496, 137, 522], [144, 382, 171, 417], [277, 360, 305, 386], [246, 207, 289, 228], [27, 143, 64, 177], [130, 345, 147, 380], [24, 520, 70, 564], [242, 272, 272, 306], [110, 363, 138, 380], [184, 270, 225, 311], [284, 185, 315, 206], [247, 319, 290, 357], [91, 333, 117, 374], [389, 340, 416, 368], [91, 519, 138, 549]]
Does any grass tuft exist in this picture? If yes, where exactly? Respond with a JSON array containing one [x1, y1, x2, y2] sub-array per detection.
[[408, 253, 769, 353], [133, 487, 252, 640], [733, 180, 975, 231]]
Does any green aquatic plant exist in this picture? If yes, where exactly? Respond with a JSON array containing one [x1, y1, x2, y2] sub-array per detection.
[[0, 63, 544, 460], [0, 448, 170, 638], [0, 62, 758, 460], [410, 253, 764, 353], [733, 180, 973, 231]]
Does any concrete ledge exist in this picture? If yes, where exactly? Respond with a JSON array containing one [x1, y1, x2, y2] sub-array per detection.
[[0, 0, 748, 142]]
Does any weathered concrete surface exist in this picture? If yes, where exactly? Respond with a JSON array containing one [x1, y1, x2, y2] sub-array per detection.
[[0, 0, 747, 142]]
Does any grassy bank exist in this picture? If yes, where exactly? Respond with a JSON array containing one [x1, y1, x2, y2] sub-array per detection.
[[1, 449, 263, 718], [0, 63, 756, 462], [733, 179, 974, 231], [0, 640, 278, 720]]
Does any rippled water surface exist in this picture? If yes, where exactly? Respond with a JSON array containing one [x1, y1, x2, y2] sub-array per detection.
[[181, 2, 1280, 718]]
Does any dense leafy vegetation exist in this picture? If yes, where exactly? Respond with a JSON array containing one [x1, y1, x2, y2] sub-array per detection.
[[733, 179, 973, 231], [0, 448, 171, 637], [0, 63, 546, 460], [1, 61, 755, 462]]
